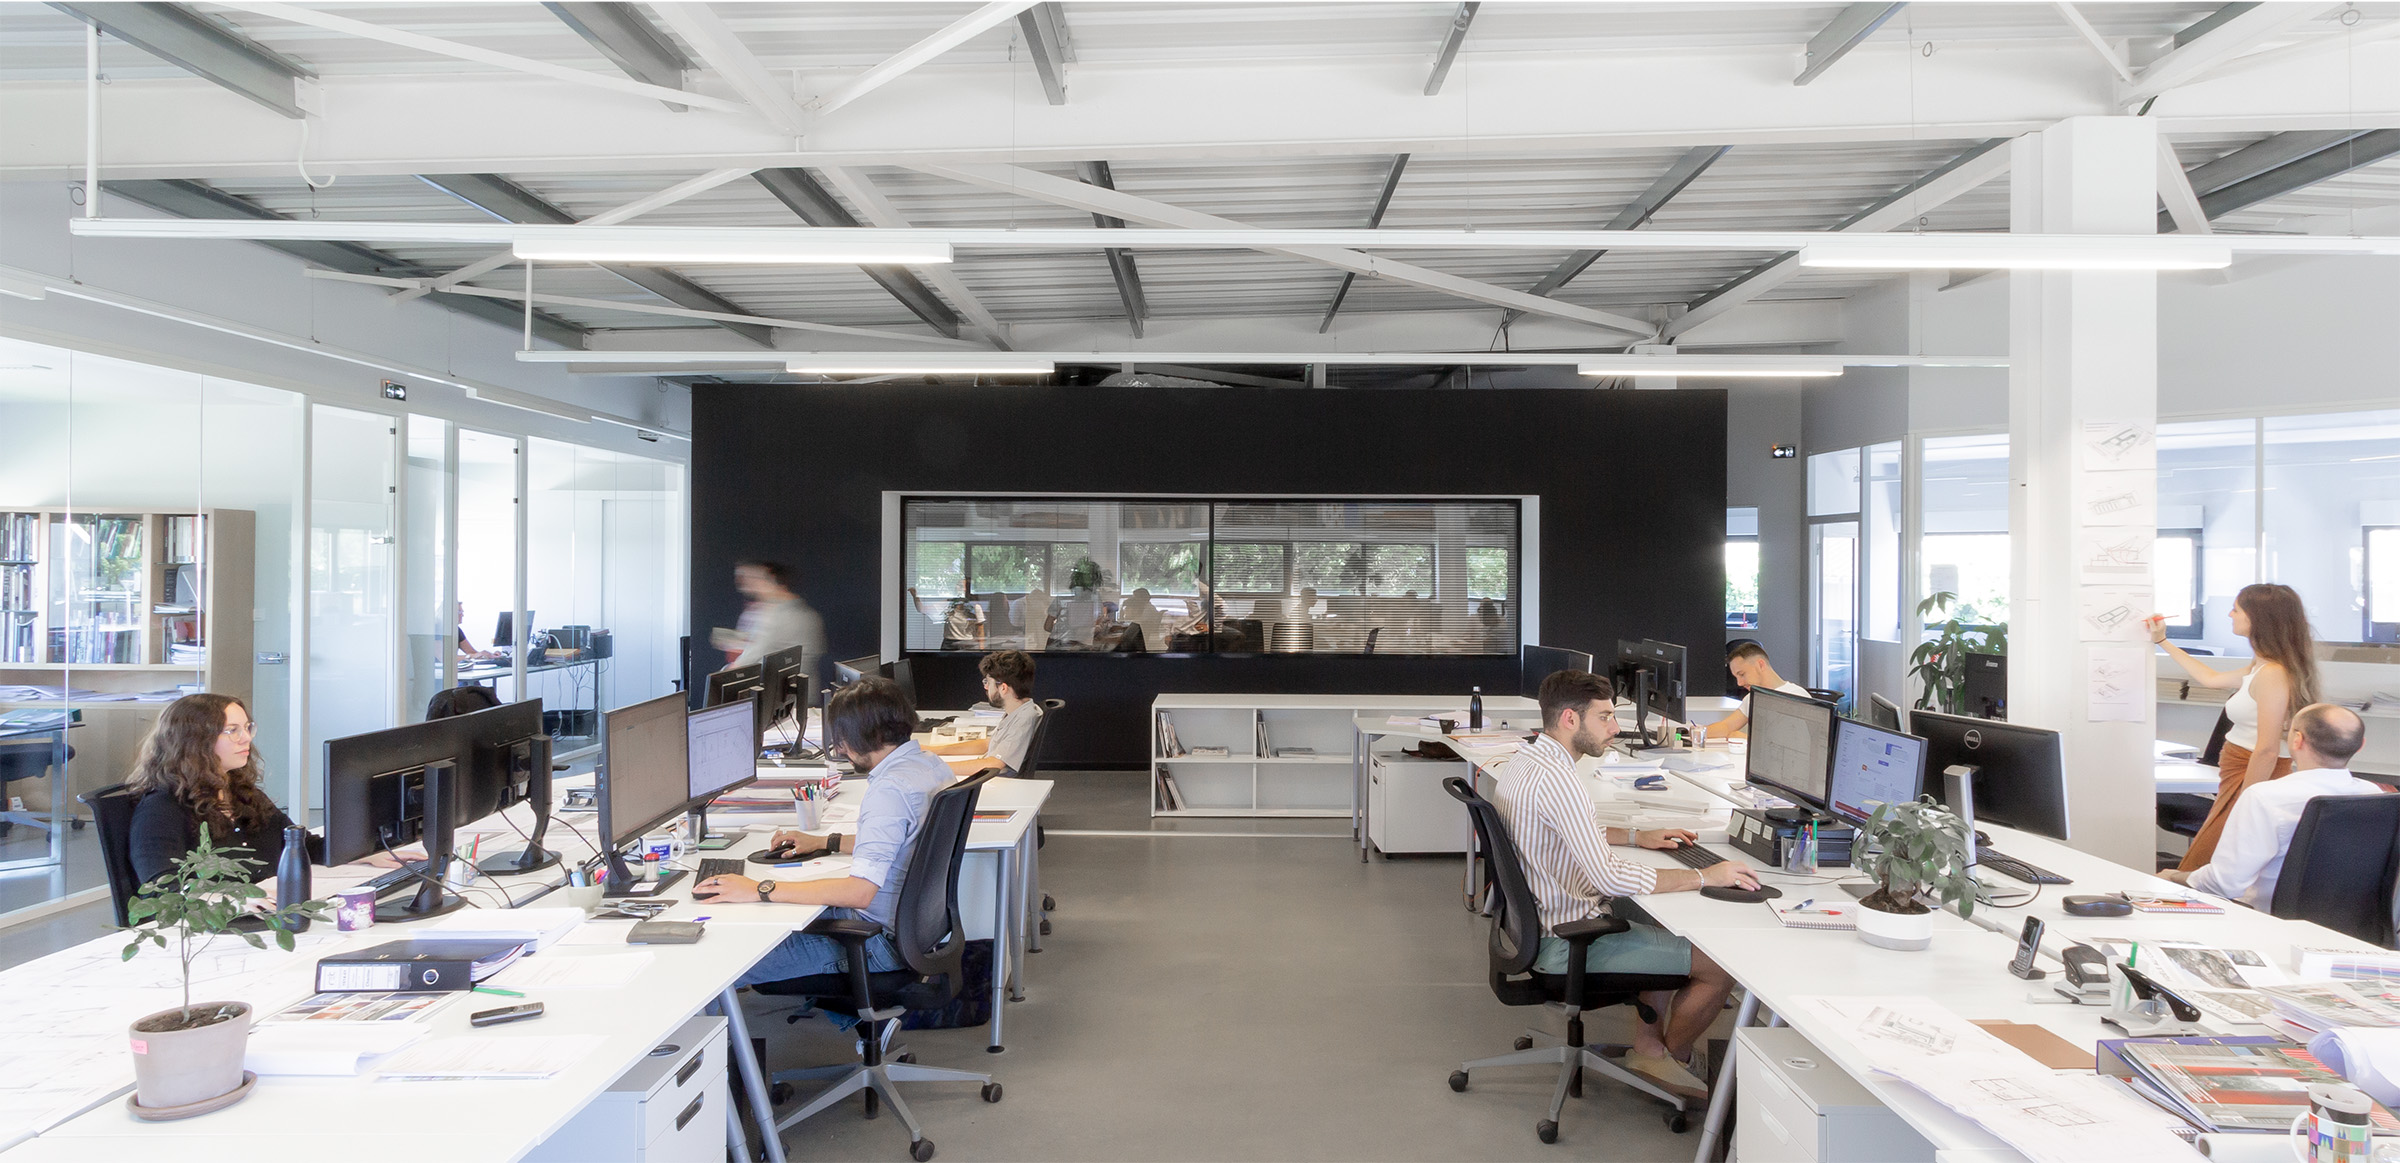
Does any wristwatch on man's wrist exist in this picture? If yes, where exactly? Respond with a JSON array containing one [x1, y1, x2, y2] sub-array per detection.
[[755, 879, 778, 903]]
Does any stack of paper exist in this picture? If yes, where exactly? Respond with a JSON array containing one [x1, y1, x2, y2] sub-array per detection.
[[247, 1023, 429, 1076], [375, 1035, 605, 1082], [2258, 981, 2400, 1035], [415, 907, 586, 951], [2106, 1038, 2400, 1134]]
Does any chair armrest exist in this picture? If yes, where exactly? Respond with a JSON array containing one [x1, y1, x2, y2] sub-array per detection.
[[1553, 914, 1631, 946], [804, 916, 885, 947]]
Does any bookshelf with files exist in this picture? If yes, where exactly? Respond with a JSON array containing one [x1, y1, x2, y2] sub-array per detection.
[[0, 509, 255, 821]]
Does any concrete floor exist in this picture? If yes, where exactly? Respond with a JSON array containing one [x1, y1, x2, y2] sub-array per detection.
[[744, 770, 1712, 1162]]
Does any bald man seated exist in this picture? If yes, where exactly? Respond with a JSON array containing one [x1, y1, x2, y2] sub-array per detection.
[[2160, 703, 2378, 909]]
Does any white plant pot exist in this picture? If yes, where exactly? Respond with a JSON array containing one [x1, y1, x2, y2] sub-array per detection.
[[1855, 904, 1935, 951], [129, 1001, 252, 1110]]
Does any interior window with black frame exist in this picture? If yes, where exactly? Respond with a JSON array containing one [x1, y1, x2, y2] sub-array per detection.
[[899, 497, 1520, 656]]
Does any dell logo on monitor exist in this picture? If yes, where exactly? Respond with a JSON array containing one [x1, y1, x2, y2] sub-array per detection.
[[1963, 729, 1983, 749]]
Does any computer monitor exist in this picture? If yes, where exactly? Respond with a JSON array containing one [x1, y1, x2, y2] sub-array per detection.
[[324, 717, 479, 922], [683, 698, 759, 837], [1963, 652, 2007, 720], [833, 654, 882, 688], [1913, 709, 2070, 842], [888, 656, 918, 709], [598, 693, 692, 897], [704, 662, 766, 752], [1519, 644, 1595, 699], [1826, 718, 1928, 827], [493, 609, 533, 648], [758, 643, 812, 749], [453, 698, 559, 876], [1866, 693, 1905, 733], [1744, 687, 1837, 816], [1612, 639, 1689, 743]]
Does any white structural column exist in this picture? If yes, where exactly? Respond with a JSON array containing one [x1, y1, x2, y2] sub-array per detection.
[[2007, 116, 2159, 869]]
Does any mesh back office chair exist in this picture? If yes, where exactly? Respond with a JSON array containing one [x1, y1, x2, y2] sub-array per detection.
[[752, 770, 1004, 1162], [81, 782, 145, 927], [1013, 699, 1064, 936], [2269, 793, 2400, 949], [1440, 778, 1697, 1144]]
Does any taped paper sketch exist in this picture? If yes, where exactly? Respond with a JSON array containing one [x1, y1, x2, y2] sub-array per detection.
[[2081, 470, 2156, 527], [2081, 420, 2157, 473], [2078, 530, 2153, 585]]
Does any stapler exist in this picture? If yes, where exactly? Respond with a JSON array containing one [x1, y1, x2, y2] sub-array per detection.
[[2100, 964, 2207, 1035]]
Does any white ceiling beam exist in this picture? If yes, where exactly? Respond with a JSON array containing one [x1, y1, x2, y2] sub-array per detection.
[[2155, 138, 2213, 236], [2119, 2, 2324, 105], [907, 162, 1657, 337], [1794, 3, 1907, 86], [804, 1, 1038, 117], [306, 268, 978, 347], [1015, 3, 1071, 106], [648, 3, 808, 138], [216, 3, 749, 115], [2052, 3, 2135, 85], [817, 165, 1013, 348], [392, 167, 759, 302], [525, 349, 2003, 369], [1422, 3, 1479, 96], [1667, 140, 2011, 339], [23, 37, 2400, 181]]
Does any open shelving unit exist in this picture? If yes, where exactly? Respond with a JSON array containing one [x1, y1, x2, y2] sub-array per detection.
[[1149, 693, 1522, 819]]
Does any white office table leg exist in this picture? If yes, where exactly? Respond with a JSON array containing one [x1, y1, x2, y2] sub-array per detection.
[[1692, 988, 1760, 1163], [719, 987, 788, 1163], [1022, 827, 1042, 953], [987, 846, 1011, 1053], [1353, 726, 1370, 863], [725, 1088, 747, 1162], [1008, 833, 1031, 996]]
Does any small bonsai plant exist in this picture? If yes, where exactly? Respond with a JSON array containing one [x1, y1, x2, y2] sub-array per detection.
[[1851, 797, 1977, 950], [1910, 592, 2007, 714], [122, 824, 327, 1024]]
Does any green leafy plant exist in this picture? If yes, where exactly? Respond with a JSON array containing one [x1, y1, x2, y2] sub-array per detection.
[[1854, 797, 1978, 918], [1910, 591, 2007, 713], [120, 824, 328, 1027]]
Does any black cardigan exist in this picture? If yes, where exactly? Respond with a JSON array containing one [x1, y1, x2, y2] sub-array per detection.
[[127, 791, 319, 886]]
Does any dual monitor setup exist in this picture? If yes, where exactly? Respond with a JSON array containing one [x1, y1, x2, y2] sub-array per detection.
[[1743, 687, 2071, 876], [1518, 640, 1688, 744]]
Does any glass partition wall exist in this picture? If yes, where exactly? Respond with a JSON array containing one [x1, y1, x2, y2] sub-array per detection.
[[0, 332, 685, 917], [901, 497, 1522, 655]]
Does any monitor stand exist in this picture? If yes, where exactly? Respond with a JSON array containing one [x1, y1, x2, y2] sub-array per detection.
[[1943, 762, 1984, 879], [480, 736, 561, 876], [376, 759, 468, 923], [603, 845, 687, 898]]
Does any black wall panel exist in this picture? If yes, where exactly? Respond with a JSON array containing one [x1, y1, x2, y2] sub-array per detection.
[[690, 384, 1727, 767]]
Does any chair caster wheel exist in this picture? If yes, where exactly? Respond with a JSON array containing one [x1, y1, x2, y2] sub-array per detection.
[[1536, 1119, 1558, 1144], [1666, 1111, 1690, 1133], [863, 1090, 879, 1119], [1042, 894, 1054, 911], [895, 1052, 915, 1064], [769, 1082, 793, 1106], [70, 818, 85, 831], [1039, 919, 1052, 936], [911, 1138, 936, 1162], [1513, 1036, 1534, 1051], [1448, 1071, 1469, 1093], [981, 1082, 1003, 1103]]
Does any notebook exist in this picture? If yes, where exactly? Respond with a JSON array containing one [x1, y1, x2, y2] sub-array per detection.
[[1770, 900, 1857, 930]]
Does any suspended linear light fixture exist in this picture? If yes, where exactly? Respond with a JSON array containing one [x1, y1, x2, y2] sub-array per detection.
[[513, 230, 952, 266], [1797, 240, 2231, 271]]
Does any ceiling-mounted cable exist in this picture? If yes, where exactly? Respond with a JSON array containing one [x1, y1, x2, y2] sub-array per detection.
[[296, 117, 335, 189]]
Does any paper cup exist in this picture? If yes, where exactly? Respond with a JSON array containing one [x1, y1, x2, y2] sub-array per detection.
[[334, 888, 376, 932]]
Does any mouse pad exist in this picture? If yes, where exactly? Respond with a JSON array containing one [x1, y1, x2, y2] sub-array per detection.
[[1700, 884, 1783, 903]]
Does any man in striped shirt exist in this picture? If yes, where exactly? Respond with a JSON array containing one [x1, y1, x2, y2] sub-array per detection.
[[1494, 670, 1758, 1099]]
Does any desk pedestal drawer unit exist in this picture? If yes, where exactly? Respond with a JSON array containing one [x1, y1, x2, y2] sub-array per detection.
[[1367, 752, 1470, 854], [529, 1015, 728, 1163], [1734, 1027, 1931, 1163]]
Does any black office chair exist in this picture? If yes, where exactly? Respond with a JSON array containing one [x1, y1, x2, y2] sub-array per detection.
[[2156, 713, 2234, 868], [1362, 627, 1381, 656], [753, 770, 1004, 1162], [1441, 777, 1696, 1143], [80, 782, 145, 927], [0, 739, 73, 837], [1013, 699, 1065, 935], [2269, 793, 2400, 949]]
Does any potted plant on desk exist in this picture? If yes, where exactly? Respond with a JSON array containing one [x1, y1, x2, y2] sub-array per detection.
[[118, 825, 327, 1119], [1852, 797, 1976, 952]]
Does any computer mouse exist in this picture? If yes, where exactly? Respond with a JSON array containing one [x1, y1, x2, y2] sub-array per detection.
[[690, 886, 720, 901], [1700, 884, 1783, 903]]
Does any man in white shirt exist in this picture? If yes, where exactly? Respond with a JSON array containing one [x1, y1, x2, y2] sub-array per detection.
[[978, 649, 1044, 773], [731, 560, 826, 670], [1495, 670, 1760, 1099], [2162, 703, 2377, 909], [1696, 642, 1809, 742]]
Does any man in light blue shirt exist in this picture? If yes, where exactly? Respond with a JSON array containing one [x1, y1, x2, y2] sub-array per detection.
[[701, 677, 951, 994]]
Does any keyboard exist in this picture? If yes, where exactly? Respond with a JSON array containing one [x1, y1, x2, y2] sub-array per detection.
[[360, 859, 435, 893], [916, 716, 954, 732], [696, 858, 746, 883], [1976, 846, 2072, 885], [1663, 842, 1730, 870]]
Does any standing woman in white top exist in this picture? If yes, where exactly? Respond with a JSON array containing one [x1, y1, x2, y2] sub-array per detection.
[[978, 649, 1044, 773], [2154, 582, 2320, 872]]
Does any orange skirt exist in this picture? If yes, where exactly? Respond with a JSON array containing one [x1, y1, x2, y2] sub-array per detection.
[[2177, 740, 2292, 871]]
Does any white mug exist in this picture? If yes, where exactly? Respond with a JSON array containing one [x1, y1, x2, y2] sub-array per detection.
[[2290, 1083, 2375, 1163]]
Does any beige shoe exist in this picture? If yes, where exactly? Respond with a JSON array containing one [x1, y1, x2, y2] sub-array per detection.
[[1624, 1052, 1709, 1101]]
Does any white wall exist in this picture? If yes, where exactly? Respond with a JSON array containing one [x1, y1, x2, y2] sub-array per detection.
[[1725, 383, 1805, 675]]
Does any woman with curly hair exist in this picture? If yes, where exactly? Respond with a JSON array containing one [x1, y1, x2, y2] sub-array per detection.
[[126, 693, 316, 884]]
